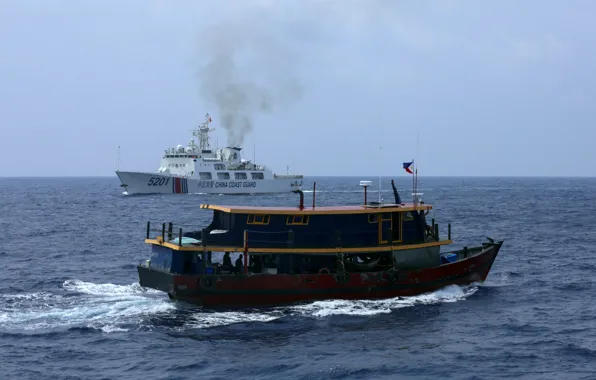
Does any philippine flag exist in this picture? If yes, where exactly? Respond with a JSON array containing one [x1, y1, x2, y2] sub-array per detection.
[[403, 161, 414, 174]]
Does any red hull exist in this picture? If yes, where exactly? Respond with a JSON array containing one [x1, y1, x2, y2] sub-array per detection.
[[138, 242, 501, 309]]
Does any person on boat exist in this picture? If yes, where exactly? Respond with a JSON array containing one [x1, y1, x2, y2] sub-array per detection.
[[235, 254, 243, 274], [220, 252, 233, 273]]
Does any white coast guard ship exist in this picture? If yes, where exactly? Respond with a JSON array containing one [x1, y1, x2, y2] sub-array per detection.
[[115, 113, 303, 195]]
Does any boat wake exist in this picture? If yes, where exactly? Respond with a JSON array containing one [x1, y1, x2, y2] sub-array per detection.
[[183, 284, 478, 329], [0, 280, 175, 334], [0, 281, 477, 334]]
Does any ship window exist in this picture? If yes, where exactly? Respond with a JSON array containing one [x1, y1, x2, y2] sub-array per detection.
[[251, 172, 264, 180], [215, 164, 226, 170], [217, 172, 230, 180], [403, 212, 413, 221], [368, 214, 378, 223], [199, 172, 212, 180], [287, 215, 309, 225], [247, 214, 270, 225], [235, 172, 247, 180]]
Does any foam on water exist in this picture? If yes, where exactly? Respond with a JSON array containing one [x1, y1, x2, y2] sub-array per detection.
[[183, 285, 478, 329], [292, 284, 477, 317], [0, 279, 480, 333], [0, 280, 175, 333]]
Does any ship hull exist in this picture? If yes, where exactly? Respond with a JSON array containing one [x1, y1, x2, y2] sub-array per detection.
[[116, 170, 303, 195], [138, 242, 502, 309]]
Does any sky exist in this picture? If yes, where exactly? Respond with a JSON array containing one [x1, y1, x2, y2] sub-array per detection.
[[0, 0, 594, 177]]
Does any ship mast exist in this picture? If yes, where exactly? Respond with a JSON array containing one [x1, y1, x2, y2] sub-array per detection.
[[193, 113, 215, 150]]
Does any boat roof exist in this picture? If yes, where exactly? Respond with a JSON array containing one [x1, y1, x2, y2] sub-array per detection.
[[199, 203, 432, 215]]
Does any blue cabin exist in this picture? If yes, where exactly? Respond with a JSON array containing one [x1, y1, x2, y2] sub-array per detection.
[[143, 184, 452, 277]]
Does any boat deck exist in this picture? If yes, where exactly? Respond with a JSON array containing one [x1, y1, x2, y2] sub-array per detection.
[[200, 203, 433, 215], [144, 238, 452, 253]]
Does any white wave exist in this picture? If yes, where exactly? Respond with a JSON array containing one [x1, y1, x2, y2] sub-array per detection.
[[0, 280, 175, 333], [181, 285, 477, 329], [62, 279, 162, 296], [183, 311, 282, 329], [291, 285, 477, 317], [0, 291, 61, 301]]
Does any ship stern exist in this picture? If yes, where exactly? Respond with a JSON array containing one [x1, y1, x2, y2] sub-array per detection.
[[137, 263, 176, 294]]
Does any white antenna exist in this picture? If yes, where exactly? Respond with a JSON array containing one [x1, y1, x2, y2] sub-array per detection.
[[193, 113, 215, 150]]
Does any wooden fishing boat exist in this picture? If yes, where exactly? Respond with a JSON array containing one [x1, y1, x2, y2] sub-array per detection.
[[137, 179, 503, 308]]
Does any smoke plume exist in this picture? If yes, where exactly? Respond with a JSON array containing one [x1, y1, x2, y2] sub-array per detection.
[[196, 7, 303, 148]]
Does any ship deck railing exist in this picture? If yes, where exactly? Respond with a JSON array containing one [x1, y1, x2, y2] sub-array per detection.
[[145, 222, 302, 248], [144, 221, 454, 254]]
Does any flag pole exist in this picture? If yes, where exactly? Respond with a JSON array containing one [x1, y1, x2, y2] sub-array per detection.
[[415, 167, 418, 204], [412, 158, 415, 205]]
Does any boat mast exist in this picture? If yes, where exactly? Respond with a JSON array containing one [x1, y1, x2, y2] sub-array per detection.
[[193, 113, 215, 151]]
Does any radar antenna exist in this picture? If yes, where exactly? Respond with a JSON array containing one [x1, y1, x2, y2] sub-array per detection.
[[193, 113, 215, 150]]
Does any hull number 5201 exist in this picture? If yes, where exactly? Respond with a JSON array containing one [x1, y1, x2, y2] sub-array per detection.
[[148, 177, 170, 186]]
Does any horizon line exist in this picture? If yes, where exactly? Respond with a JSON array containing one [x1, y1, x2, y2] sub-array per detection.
[[1, 175, 595, 179]]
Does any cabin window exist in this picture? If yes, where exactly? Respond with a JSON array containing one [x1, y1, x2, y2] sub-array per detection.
[[286, 215, 309, 225], [199, 172, 212, 180], [403, 211, 413, 221], [217, 172, 230, 180], [235, 172, 247, 180], [247, 214, 270, 225], [251, 172, 264, 180], [368, 214, 378, 223]]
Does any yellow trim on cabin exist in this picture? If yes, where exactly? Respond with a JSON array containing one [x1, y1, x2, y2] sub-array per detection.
[[286, 214, 310, 225], [199, 204, 432, 215], [377, 213, 393, 244], [378, 212, 394, 244], [247, 214, 271, 225], [144, 238, 452, 254]]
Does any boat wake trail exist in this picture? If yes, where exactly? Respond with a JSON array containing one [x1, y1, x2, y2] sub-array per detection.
[[0, 280, 175, 334], [291, 284, 478, 317], [183, 284, 478, 329], [0, 282, 477, 333]]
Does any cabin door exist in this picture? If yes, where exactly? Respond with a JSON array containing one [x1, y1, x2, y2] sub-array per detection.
[[378, 212, 393, 244]]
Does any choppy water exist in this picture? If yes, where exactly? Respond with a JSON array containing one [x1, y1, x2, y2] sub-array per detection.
[[1, 176, 595, 379]]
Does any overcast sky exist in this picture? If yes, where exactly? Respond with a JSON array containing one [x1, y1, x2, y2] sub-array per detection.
[[1, 0, 594, 177]]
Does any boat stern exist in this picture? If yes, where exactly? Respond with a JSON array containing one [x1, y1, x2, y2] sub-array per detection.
[[137, 261, 176, 294]]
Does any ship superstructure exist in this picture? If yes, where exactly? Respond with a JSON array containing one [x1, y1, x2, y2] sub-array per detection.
[[116, 113, 303, 195]]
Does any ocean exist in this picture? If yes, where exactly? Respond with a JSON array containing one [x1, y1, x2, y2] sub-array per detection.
[[0, 176, 595, 379]]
